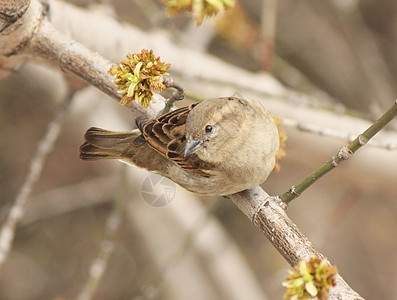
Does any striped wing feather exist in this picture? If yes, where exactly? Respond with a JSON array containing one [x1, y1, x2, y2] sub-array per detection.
[[141, 104, 213, 177]]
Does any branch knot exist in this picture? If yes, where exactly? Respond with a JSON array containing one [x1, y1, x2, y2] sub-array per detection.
[[251, 196, 287, 223], [337, 146, 353, 160]]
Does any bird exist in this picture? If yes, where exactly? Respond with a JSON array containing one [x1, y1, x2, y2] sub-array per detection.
[[79, 96, 280, 196]]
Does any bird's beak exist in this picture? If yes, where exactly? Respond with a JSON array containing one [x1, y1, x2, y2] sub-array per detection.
[[184, 138, 203, 157]]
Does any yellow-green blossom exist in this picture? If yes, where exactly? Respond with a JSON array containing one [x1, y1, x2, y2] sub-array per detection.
[[109, 49, 170, 108], [162, 0, 235, 25], [283, 258, 338, 300]]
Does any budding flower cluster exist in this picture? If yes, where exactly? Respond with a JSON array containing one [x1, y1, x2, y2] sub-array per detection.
[[283, 257, 338, 300], [109, 49, 170, 108], [162, 0, 235, 25]]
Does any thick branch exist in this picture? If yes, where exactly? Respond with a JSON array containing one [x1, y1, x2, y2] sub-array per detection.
[[0, 0, 164, 118], [29, 21, 117, 99], [226, 188, 364, 300], [0, 0, 30, 32]]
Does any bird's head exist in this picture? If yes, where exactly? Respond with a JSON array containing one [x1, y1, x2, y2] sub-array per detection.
[[184, 97, 256, 162]]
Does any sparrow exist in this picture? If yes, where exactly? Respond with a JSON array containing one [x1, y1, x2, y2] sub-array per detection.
[[79, 96, 279, 195]]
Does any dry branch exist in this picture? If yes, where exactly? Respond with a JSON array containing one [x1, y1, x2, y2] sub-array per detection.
[[227, 188, 363, 299], [0, 92, 73, 268]]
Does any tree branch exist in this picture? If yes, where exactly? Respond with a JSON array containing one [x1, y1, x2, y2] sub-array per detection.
[[226, 188, 364, 300], [0, 92, 73, 269], [279, 100, 397, 203], [0, 0, 164, 118]]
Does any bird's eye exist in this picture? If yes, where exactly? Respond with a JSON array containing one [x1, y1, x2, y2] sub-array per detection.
[[205, 125, 213, 133]]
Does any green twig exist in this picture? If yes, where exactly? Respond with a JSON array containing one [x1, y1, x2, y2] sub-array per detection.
[[279, 100, 397, 204]]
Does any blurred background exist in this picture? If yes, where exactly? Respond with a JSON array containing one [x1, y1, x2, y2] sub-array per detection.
[[1, 0, 397, 299]]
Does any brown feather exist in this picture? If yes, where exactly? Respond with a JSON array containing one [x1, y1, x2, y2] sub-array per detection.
[[140, 103, 212, 177], [80, 127, 140, 160]]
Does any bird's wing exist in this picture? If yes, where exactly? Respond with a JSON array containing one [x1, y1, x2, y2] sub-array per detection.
[[141, 104, 213, 177]]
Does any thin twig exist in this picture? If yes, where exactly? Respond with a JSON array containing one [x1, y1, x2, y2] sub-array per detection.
[[21, 175, 119, 226], [279, 100, 397, 204], [0, 92, 73, 268], [282, 116, 397, 151], [77, 167, 128, 300], [136, 199, 221, 299], [161, 77, 186, 115]]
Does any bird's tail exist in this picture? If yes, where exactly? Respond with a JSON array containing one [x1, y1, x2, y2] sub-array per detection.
[[79, 127, 142, 160]]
